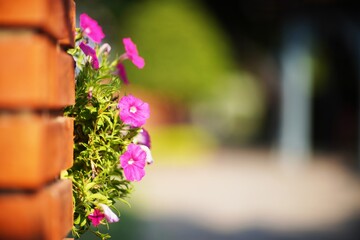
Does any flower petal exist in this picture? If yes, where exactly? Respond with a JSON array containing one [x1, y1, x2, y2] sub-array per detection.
[[118, 95, 150, 127], [133, 129, 151, 148], [80, 13, 105, 43], [116, 62, 129, 84], [122, 38, 145, 69], [120, 144, 146, 181], [132, 56, 145, 69], [124, 165, 145, 181], [99, 204, 119, 223], [88, 209, 105, 227], [79, 42, 99, 70], [139, 145, 154, 164]]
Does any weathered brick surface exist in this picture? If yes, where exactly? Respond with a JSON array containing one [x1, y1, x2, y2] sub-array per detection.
[[0, 0, 69, 41], [0, 115, 73, 189], [0, 1, 75, 238], [0, 31, 75, 108], [0, 180, 73, 240], [59, 0, 76, 48]]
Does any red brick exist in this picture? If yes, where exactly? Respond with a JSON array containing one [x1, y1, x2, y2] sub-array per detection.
[[0, 115, 73, 189], [0, 180, 73, 240], [0, 31, 75, 108], [0, 0, 69, 41], [59, 0, 76, 48], [55, 47, 76, 107]]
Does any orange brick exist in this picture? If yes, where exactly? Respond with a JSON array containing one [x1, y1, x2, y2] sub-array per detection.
[[0, 31, 75, 108], [0, 180, 73, 240], [0, 0, 69, 41], [55, 48, 76, 107], [59, 0, 76, 48], [46, 115, 74, 171], [0, 115, 74, 189]]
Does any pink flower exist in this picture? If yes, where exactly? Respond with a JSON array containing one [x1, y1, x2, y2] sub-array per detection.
[[80, 13, 105, 43], [116, 62, 129, 85], [118, 95, 150, 128], [88, 209, 105, 227], [133, 128, 151, 148], [120, 144, 146, 181], [79, 42, 99, 70], [99, 204, 119, 223], [122, 38, 145, 69]]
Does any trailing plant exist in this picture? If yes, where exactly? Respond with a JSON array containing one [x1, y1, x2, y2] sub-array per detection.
[[63, 13, 153, 239]]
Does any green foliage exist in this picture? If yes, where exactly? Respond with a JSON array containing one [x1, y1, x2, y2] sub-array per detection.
[[191, 72, 266, 144], [64, 29, 141, 239], [119, 0, 235, 103]]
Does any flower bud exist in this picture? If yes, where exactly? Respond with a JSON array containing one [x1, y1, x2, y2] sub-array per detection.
[[99, 204, 119, 223]]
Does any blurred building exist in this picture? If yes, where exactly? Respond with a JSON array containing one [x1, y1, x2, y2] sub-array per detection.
[[204, 0, 360, 166]]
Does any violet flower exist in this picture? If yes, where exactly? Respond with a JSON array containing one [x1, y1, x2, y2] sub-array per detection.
[[120, 143, 146, 181], [118, 95, 150, 128], [133, 128, 151, 149], [116, 62, 129, 85], [79, 42, 99, 70], [80, 13, 105, 43]]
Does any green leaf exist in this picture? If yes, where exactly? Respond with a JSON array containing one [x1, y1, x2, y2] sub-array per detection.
[[85, 182, 97, 191], [80, 217, 87, 227], [97, 118, 104, 127], [87, 193, 108, 201], [74, 215, 81, 225], [86, 105, 98, 113], [117, 198, 131, 208]]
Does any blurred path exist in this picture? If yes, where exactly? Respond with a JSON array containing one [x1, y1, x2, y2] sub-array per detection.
[[131, 148, 360, 239]]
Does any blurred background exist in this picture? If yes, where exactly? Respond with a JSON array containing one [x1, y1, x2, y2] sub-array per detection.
[[78, 0, 360, 239]]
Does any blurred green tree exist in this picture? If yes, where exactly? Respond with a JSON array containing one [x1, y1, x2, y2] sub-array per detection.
[[119, 0, 235, 103]]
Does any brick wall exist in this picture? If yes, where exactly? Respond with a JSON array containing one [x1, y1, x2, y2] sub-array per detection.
[[0, 0, 75, 239]]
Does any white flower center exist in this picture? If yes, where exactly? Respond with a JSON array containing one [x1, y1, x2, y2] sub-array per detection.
[[128, 159, 134, 165], [130, 106, 137, 113], [85, 27, 91, 34]]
